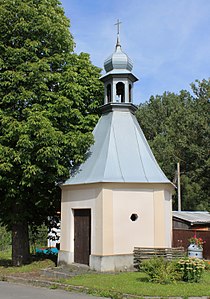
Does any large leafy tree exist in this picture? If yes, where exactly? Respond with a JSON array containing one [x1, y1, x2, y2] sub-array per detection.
[[0, 0, 103, 265], [136, 79, 209, 211]]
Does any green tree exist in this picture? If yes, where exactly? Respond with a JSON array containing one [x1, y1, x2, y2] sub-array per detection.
[[0, 0, 103, 265], [136, 79, 210, 211]]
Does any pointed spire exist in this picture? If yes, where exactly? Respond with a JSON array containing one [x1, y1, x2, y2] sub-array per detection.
[[116, 34, 121, 48], [115, 19, 122, 48]]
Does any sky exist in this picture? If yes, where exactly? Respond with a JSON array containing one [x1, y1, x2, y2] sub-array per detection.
[[60, 0, 210, 104]]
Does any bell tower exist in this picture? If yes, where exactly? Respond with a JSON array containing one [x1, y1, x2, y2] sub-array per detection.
[[100, 20, 138, 107]]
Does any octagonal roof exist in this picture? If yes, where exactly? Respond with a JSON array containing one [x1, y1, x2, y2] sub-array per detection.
[[64, 106, 171, 186]]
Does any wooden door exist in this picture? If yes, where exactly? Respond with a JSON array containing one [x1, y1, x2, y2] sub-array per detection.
[[74, 209, 91, 265]]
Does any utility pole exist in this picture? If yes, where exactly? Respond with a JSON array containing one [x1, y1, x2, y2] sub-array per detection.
[[177, 161, 181, 211]]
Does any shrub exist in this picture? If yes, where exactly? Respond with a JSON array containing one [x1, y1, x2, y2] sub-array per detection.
[[29, 224, 48, 253], [140, 257, 180, 284], [178, 257, 205, 282], [0, 226, 11, 251], [204, 260, 210, 271]]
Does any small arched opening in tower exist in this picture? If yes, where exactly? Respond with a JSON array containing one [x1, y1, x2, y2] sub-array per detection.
[[116, 82, 125, 102], [107, 84, 111, 103], [129, 84, 132, 102]]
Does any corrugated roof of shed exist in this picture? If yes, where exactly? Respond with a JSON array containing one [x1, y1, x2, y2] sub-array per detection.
[[173, 211, 210, 224]]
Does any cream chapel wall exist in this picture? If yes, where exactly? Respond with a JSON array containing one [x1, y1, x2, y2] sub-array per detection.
[[154, 189, 166, 247], [59, 184, 103, 263], [98, 183, 173, 256], [113, 188, 155, 254], [164, 189, 173, 247], [101, 188, 114, 255], [60, 183, 173, 262], [153, 188, 173, 248]]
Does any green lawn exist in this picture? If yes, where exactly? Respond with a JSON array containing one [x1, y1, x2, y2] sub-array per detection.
[[0, 249, 54, 276], [0, 259, 55, 276], [64, 271, 210, 297], [0, 248, 11, 260], [1, 249, 210, 298]]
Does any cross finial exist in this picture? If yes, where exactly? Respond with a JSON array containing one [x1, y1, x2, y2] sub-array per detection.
[[115, 19, 122, 35]]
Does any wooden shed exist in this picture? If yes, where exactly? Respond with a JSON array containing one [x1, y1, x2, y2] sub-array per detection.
[[172, 211, 210, 259]]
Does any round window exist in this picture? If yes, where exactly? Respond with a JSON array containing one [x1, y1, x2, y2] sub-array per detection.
[[130, 213, 138, 221]]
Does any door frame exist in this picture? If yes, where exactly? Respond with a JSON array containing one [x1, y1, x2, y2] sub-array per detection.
[[74, 209, 91, 265]]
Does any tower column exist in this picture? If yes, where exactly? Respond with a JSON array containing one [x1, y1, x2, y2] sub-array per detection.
[[113, 81, 117, 103], [125, 82, 129, 103]]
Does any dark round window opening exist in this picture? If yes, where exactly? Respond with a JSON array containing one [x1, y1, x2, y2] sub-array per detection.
[[130, 213, 138, 221]]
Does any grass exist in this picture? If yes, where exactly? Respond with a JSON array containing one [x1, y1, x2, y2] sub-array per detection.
[[1, 249, 210, 297], [0, 259, 54, 275], [0, 248, 11, 262], [63, 271, 210, 297], [0, 249, 55, 276]]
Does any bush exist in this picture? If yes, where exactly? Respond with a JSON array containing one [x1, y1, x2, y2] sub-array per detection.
[[178, 257, 206, 282], [29, 224, 48, 253], [140, 257, 206, 284], [204, 260, 210, 271], [34, 248, 58, 266], [0, 226, 11, 251], [140, 257, 180, 284]]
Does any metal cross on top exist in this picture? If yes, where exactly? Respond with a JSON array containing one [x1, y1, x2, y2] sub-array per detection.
[[115, 19, 122, 35]]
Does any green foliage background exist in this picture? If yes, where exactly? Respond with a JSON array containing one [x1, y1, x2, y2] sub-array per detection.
[[0, 226, 11, 251], [0, 0, 103, 232], [136, 79, 210, 211]]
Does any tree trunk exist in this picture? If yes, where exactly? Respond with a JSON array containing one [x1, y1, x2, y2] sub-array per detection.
[[12, 222, 30, 266]]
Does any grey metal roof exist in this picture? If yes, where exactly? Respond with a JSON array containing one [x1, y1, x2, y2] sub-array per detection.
[[100, 69, 138, 82], [101, 40, 138, 82], [173, 211, 210, 224], [64, 106, 171, 186], [104, 44, 133, 73]]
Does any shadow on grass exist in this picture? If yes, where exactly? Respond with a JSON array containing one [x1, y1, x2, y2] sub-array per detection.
[[136, 276, 149, 283], [0, 259, 12, 267], [32, 252, 57, 266], [0, 253, 57, 268]]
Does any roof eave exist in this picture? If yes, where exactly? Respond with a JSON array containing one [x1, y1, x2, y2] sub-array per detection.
[[100, 71, 138, 82]]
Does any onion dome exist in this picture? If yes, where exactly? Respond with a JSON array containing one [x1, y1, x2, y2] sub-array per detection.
[[104, 35, 133, 73]]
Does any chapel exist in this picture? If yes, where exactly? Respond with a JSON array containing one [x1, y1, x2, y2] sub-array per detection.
[[58, 24, 174, 271]]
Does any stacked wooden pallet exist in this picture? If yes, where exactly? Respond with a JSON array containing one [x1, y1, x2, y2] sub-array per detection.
[[133, 247, 185, 270]]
